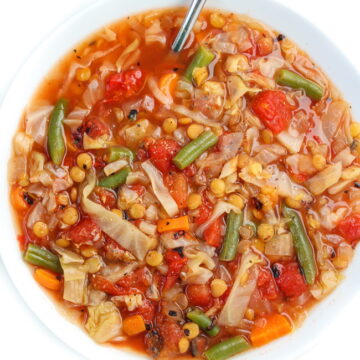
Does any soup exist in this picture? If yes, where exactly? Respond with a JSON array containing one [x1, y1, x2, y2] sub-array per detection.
[[9, 7, 359, 360]]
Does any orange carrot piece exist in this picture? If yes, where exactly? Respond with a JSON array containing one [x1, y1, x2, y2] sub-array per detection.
[[169, 173, 188, 209], [250, 314, 292, 347], [123, 315, 146, 336], [159, 73, 179, 98], [157, 216, 190, 233], [11, 185, 29, 212], [34, 268, 61, 291]]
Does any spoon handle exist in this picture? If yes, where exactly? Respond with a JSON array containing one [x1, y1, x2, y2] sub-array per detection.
[[171, 0, 207, 52]]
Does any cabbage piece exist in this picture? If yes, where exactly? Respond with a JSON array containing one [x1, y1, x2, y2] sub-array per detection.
[[145, 19, 166, 45], [83, 133, 109, 150], [85, 301, 122, 343], [321, 101, 349, 140], [196, 201, 240, 237], [25, 105, 53, 145], [54, 246, 88, 305], [182, 248, 215, 284], [14, 132, 34, 156], [227, 75, 260, 106], [305, 162, 342, 195], [148, 76, 173, 106], [219, 157, 238, 179], [265, 233, 294, 257], [104, 159, 128, 176], [141, 160, 179, 217], [82, 79, 104, 109], [116, 37, 140, 73], [171, 104, 220, 128], [81, 170, 156, 260], [217, 249, 261, 326], [333, 147, 355, 167], [63, 107, 89, 131], [277, 130, 305, 153], [124, 119, 154, 148]]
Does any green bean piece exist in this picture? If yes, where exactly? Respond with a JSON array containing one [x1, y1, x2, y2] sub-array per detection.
[[186, 309, 220, 337], [47, 98, 68, 165], [24, 244, 63, 274], [173, 131, 218, 170], [106, 146, 135, 163], [219, 211, 243, 261], [184, 45, 215, 82], [204, 336, 251, 360], [282, 205, 317, 284], [275, 69, 324, 101], [98, 166, 130, 189]]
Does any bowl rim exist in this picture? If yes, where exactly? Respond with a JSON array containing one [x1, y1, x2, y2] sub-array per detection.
[[1, 0, 360, 359]]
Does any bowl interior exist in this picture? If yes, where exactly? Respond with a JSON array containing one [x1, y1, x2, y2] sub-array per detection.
[[1, 0, 360, 359]]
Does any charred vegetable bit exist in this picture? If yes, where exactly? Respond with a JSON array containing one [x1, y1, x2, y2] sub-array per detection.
[[98, 166, 130, 189], [282, 205, 317, 284], [219, 211, 243, 261], [173, 131, 218, 170], [24, 244, 62, 274], [47, 98, 68, 165], [184, 45, 215, 82], [105, 146, 135, 163], [204, 336, 250, 360], [276, 69, 324, 101], [186, 309, 220, 337]]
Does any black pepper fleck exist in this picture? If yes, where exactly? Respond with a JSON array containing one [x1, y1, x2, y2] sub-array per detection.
[[173, 247, 184, 257], [184, 329, 190, 336], [128, 109, 138, 121], [355, 182, 360, 188], [168, 310, 177, 317], [253, 197, 263, 210], [277, 34, 285, 41], [145, 323, 152, 331], [173, 67, 179, 72], [271, 265, 281, 278], [23, 192, 34, 205]]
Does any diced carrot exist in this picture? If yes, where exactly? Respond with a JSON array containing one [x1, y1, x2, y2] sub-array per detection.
[[11, 185, 29, 212], [159, 72, 178, 98], [123, 314, 146, 336], [157, 216, 190, 233], [34, 268, 61, 291], [250, 314, 292, 347]]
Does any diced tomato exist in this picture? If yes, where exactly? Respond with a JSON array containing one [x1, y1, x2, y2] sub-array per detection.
[[163, 250, 188, 290], [195, 196, 213, 225], [156, 313, 183, 352], [148, 138, 180, 173], [83, 117, 110, 138], [93, 186, 117, 209], [183, 163, 197, 177], [136, 148, 149, 161], [337, 213, 360, 244], [251, 90, 292, 134], [164, 172, 188, 209], [274, 262, 307, 298], [186, 284, 213, 307], [116, 267, 152, 293], [63, 152, 78, 167], [91, 275, 124, 296], [106, 69, 144, 98], [131, 299, 156, 323], [68, 218, 101, 244], [257, 267, 279, 300], [203, 216, 223, 247]]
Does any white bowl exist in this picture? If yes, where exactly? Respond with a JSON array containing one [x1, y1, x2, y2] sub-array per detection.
[[1, 0, 360, 359]]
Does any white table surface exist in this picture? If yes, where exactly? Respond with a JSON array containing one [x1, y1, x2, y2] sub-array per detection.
[[0, 0, 359, 359]]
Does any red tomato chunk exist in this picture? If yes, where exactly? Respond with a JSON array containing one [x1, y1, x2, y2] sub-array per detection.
[[163, 250, 187, 290], [251, 90, 292, 134], [186, 284, 213, 307], [68, 218, 101, 244], [257, 267, 279, 300], [148, 138, 180, 174], [337, 213, 360, 244], [106, 68, 144, 98], [274, 262, 307, 298]]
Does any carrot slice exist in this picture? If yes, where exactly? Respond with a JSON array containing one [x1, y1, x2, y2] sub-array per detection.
[[157, 216, 190, 233], [11, 185, 29, 212], [159, 73, 178, 98], [123, 314, 146, 336], [34, 268, 61, 291], [250, 314, 292, 347]]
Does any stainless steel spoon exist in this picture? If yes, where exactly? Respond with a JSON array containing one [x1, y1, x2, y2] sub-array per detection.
[[171, 0, 207, 52]]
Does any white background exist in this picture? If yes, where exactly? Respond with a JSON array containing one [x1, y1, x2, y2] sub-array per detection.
[[0, 0, 359, 359]]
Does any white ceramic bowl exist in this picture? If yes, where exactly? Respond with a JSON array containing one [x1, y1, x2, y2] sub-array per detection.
[[1, 0, 360, 359]]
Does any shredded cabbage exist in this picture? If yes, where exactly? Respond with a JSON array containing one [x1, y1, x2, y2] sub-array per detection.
[[218, 249, 261, 326], [141, 160, 179, 217], [81, 170, 156, 260]]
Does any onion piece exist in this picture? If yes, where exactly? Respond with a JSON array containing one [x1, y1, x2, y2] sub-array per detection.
[[141, 160, 179, 217], [305, 162, 342, 195], [277, 130, 305, 153]]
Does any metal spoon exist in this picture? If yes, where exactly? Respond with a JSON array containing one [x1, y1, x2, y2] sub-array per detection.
[[172, 0, 207, 52]]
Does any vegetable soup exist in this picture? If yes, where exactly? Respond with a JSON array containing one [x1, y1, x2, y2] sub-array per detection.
[[9, 7, 359, 360]]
